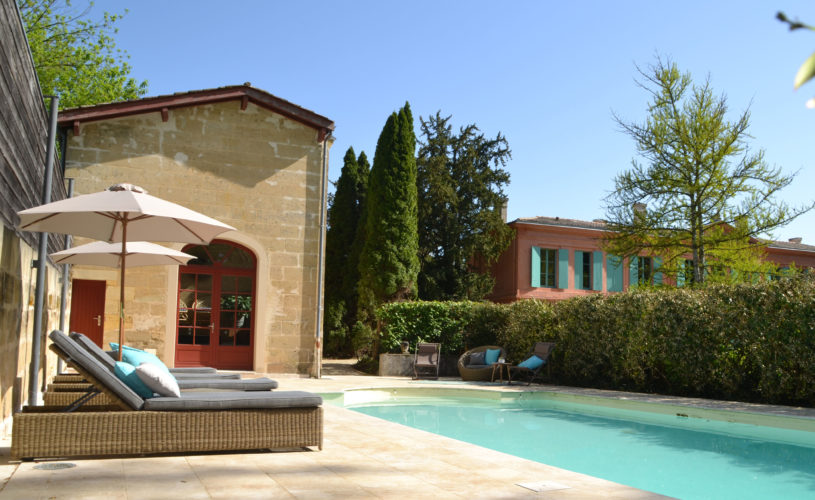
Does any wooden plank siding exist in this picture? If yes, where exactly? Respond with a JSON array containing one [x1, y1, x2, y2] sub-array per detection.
[[0, 0, 66, 252]]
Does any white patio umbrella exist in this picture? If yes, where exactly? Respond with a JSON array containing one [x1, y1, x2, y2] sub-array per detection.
[[50, 241, 195, 267], [18, 183, 235, 358]]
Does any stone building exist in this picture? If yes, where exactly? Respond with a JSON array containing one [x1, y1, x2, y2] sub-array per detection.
[[58, 85, 334, 374]]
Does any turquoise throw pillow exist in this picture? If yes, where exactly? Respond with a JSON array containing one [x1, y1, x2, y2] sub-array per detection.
[[518, 355, 544, 370], [109, 342, 143, 353], [113, 361, 154, 398], [485, 348, 501, 365], [110, 343, 173, 377]]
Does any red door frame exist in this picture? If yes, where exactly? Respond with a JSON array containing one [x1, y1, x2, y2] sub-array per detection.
[[174, 241, 256, 370]]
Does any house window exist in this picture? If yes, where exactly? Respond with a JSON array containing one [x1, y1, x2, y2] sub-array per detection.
[[540, 248, 557, 287], [575, 251, 592, 290], [678, 258, 694, 286], [532, 247, 569, 289], [637, 256, 653, 284]]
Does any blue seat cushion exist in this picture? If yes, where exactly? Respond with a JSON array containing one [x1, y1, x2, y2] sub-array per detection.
[[485, 348, 501, 365], [517, 355, 544, 370], [113, 361, 155, 398], [110, 342, 173, 378]]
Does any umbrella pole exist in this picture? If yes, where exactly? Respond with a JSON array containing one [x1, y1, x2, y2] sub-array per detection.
[[118, 221, 127, 360]]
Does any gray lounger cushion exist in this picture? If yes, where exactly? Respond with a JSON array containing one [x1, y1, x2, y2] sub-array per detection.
[[169, 367, 217, 374], [176, 378, 278, 391], [143, 390, 322, 410], [50, 331, 145, 410], [171, 372, 241, 380], [69, 332, 116, 371]]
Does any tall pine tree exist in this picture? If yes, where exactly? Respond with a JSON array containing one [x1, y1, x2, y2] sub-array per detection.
[[358, 103, 419, 320], [323, 147, 369, 356], [417, 112, 513, 300]]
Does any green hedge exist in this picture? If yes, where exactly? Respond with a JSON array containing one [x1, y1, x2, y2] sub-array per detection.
[[374, 275, 815, 406]]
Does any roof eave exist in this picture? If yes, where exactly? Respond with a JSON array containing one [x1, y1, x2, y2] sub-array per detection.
[[58, 85, 335, 134]]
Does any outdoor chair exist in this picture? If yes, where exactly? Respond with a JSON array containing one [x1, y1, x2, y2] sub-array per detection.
[[413, 342, 441, 379], [457, 345, 506, 381], [510, 342, 555, 386], [12, 331, 322, 460]]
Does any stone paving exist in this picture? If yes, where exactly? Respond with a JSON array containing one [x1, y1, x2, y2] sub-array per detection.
[[2, 363, 813, 499]]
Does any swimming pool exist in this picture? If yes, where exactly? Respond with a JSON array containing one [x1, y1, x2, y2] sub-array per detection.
[[330, 388, 815, 499]]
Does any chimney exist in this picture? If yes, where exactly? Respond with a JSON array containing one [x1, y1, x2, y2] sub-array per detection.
[[789, 237, 803, 244], [633, 203, 646, 215], [500, 201, 508, 223]]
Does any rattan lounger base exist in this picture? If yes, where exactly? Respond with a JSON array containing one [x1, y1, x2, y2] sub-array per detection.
[[43, 391, 116, 407], [12, 406, 322, 459]]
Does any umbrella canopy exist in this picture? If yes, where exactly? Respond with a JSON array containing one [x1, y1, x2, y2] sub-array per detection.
[[18, 183, 234, 358], [50, 241, 195, 267], [18, 183, 235, 244]]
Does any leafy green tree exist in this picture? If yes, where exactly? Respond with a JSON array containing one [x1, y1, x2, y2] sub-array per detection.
[[604, 58, 813, 284], [324, 147, 369, 356], [19, 0, 147, 108], [416, 112, 513, 300], [358, 103, 419, 319]]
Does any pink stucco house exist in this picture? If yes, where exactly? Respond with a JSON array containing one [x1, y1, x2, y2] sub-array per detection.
[[489, 216, 815, 303]]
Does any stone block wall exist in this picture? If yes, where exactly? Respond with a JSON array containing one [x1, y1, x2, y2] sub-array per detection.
[[0, 226, 63, 436], [64, 100, 329, 374]]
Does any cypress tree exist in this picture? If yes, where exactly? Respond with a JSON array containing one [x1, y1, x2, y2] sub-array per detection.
[[343, 151, 370, 319], [324, 147, 369, 355], [358, 103, 419, 319]]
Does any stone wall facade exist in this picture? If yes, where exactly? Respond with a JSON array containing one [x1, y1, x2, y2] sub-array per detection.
[[0, 0, 67, 436], [63, 95, 332, 374]]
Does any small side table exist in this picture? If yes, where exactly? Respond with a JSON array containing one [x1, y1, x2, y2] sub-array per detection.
[[490, 362, 512, 383]]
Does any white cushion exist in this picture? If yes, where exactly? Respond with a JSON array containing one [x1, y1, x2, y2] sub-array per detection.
[[135, 362, 181, 397]]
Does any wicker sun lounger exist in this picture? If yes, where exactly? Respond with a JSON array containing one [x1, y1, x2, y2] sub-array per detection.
[[54, 332, 277, 388], [12, 331, 322, 460]]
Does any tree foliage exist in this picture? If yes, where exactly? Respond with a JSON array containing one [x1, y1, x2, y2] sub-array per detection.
[[604, 58, 813, 283], [19, 0, 147, 108], [777, 11, 815, 107], [416, 112, 513, 300], [358, 103, 419, 317], [323, 147, 369, 356]]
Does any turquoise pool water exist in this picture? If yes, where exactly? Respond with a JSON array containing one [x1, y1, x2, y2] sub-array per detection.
[[344, 394, 815, 499]]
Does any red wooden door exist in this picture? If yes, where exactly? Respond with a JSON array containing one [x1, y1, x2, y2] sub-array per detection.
[[68, 279, 106, 346]]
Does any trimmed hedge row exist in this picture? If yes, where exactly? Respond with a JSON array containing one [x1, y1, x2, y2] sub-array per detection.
[[375, 275, 815, 406]]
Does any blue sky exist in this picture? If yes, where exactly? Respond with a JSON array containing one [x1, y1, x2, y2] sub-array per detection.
[[104, 0, 815, 244]]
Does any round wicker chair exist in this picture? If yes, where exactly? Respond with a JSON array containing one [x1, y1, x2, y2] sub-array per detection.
[[457, 345, 505, 381]]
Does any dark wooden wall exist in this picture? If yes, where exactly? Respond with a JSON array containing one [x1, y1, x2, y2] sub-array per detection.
[[0, 0, 66, 251]]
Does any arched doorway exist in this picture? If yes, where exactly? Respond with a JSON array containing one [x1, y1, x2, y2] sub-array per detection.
[[175, 240, 256, 370]]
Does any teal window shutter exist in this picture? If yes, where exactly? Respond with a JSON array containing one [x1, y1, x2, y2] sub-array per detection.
[[531, 247, 541, 287], [607, 254, 623, 292], [558, 249, 569, 289], [574, 251, 583, 290], [653, 257, 663, 285], [677, 266, 685, 287], [592, 251, 603, 291], [629, 257, 638, 289]]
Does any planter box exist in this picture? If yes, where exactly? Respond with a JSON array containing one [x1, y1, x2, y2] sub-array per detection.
[[378, 353, 459, 377]]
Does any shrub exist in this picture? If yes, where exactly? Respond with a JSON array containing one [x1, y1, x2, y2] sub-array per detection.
[[371, 274, 815, 406]]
